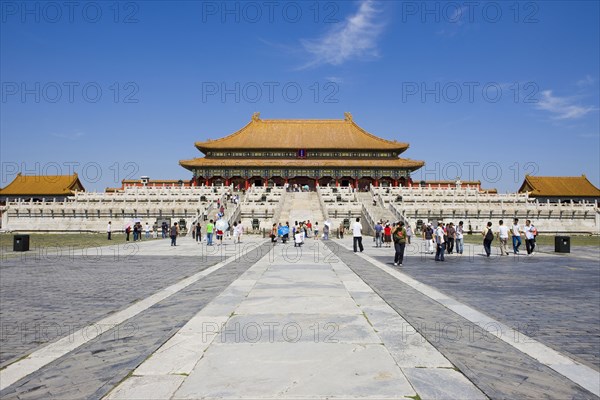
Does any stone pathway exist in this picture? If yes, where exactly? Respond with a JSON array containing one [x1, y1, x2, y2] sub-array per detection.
[[1, 234, 598, 399], [106, 240, 485, 400], [326, 238, 599, 399]]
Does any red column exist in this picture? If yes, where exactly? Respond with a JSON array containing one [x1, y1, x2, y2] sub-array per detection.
[[315, 178, 319, 188], [393, 179, 398, 187], [264, 178, 268, 186], [374, 179, 379, 187], [285, 178, 288, 185], [205, 179, 209, 186], [354, 178, 358, 188], [225, 179, 229, 186], [335, 178, 339, 186], [245, 179, 249, 189]]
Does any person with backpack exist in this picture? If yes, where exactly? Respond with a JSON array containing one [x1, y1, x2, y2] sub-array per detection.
[[392, 221, 407, 266], [482, 221, 494, 257], [170, 222, 179, 246]]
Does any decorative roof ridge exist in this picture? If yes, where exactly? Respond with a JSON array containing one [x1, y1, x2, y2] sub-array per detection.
[[195, 119, 254, 147], [347, 119, 409, 149]]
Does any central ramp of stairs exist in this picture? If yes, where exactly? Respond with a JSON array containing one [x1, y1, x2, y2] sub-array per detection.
[[278, 191, 325, 225]]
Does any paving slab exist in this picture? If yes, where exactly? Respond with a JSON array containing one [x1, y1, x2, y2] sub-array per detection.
[[174, 342, 416, 399]]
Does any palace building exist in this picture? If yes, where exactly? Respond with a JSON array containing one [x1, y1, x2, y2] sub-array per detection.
[[179, 112, 424, 189]]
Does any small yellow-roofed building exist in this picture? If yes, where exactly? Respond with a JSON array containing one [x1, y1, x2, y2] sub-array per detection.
[[518, 175, 600, 203], [179, 112, 424, 189], [0, 173, 85, 202]]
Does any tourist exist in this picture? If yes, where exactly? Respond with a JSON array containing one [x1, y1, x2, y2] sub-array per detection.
[[392, 221, 407, 266], [511, 218, 522, 254], [406, 224, 413, 245], [206, 219, 214, 246], [125, 225, 131, 241], [434, 222, 445, 261], [497, 220, 509, 256], [384, 223, 392, 248], [352, 217, 364, 253], [232, 222, 239, 243], [323, 222, 330, 240], [271, 223, 277, 244], [423, 223, 434, 254], [170, 222, 179, 246], [196, 222, 201, 243], [442, 223, 448, 251], [455, 221, 464, 255], [107, 221, 112, 240], [374, 221, 383, 248], [446, 223, 455, 254], [216, 225, 224, 246], [237, 220, 243, 242], [283, 222, 290, 243], [314, 222, 319, 240], [294, 230, 304, 247], [338, 221, 344, 239], [306, 220, 312, 237], [161, 222, 168, 239], [524, 219, 536, 255], [133, 223, 139, 241], [482, 222, 494, 257], [145, 222, 150, 239]]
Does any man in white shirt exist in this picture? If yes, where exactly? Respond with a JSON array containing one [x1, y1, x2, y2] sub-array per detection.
[[145, 222, 150, 239], [107, 221, 112, 240], [352, 217, 364, 252], [524, 219, 536, 255], [511, 218, 522, 254], [434, 222, 445, 261], [497, 220, 510, 256]]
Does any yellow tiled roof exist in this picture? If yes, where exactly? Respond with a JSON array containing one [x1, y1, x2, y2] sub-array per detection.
[[0, 174, 85, 196], [195, 113, 410, 152], [180, 157, 424, 170], [519, 175, 600, 197]]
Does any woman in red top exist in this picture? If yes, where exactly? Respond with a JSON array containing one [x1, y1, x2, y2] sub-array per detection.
[[383, 224, 392, 248]]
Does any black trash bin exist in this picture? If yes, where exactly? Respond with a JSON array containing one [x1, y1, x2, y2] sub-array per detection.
[[13, 235, 30, 252], [555, 236, 570, 253]]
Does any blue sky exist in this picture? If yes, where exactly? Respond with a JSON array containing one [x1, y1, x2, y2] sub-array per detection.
[[1, 0, 599, 192]]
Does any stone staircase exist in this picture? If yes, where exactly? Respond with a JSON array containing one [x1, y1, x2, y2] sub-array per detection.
[[278, 192, 325, 225], [356, 192, 397, 224]]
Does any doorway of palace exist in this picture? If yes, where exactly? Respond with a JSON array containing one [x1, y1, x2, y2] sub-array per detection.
[[288, 177, 315, 189], [358, 177, 374, 190], [379, 178, 393, 187], [339, 177, 353, 187], [230, 176, 245, 189], [270, 177, 286, 187], [318, 177, 335, 187]]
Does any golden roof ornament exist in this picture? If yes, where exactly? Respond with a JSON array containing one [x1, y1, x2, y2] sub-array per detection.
[[252, 112, 261, 121], [344, 112, 353, 122]]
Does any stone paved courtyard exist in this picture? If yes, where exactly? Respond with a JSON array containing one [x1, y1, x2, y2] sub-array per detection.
[[0, 235, 598, 399]]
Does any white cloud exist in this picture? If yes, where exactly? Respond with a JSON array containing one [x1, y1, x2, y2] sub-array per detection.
[[51, 132, 84, 140], [300, 0, 385, 68], [576, 75, 596, 87], [535, 90, 597, 120]]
